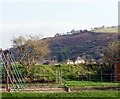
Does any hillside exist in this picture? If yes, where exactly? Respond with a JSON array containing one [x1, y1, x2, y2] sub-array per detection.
[[47, 31, 118, 60], [10, 30, 118, 62]]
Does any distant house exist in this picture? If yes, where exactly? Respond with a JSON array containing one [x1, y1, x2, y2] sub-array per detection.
[[49, 59, 58, 65], [36, 59, 58, 65], [91, 59, 97, 64], [43, 61, 50, 65], [85, 58, 97, 65], [36, 61, 43, 65], [66, 59, 74, 65], [75, 57, 85, 64], [43, 59, 58, 65], [97, 59, 103, 64]]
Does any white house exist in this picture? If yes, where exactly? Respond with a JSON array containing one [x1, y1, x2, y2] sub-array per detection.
[[66, 59, 74, 65], [75, 57, 85, 64]]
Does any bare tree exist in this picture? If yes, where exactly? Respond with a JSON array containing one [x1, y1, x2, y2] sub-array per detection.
[[12, 35, 50, 76], [102, 41, 120, 64]]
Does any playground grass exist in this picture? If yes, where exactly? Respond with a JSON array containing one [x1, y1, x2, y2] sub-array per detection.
[[23, 81, 119, 88], [1, 81, 119, 98], [2, 81, 119, 89], [1, 81, 119, 89], [66, 81, 119, 87], [1, 81, 120, 98], [1, 90, 119, 98]]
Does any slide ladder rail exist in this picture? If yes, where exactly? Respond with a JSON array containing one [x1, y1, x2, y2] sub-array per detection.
[[0, 49, 26, 92], [10, 52, 26, 88], [7, 51, 25, 89], [0, 52, 16, 92], [6, 52, 24, 90]]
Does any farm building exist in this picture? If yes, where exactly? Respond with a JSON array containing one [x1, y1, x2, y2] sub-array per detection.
[[75, 57, 85, 64], [66, 59, 74, 65]]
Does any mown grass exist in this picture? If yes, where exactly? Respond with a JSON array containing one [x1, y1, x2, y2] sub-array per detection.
[[1, 90, 119, 98], [1, 81, 119, 98], [21, 81, 120, 88], [66, 81, 119, 88], [1, 81, 119, 89]]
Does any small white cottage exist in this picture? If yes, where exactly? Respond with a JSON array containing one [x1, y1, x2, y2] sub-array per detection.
[[75, 57, 85, 64], [66, 59, 74, 65]]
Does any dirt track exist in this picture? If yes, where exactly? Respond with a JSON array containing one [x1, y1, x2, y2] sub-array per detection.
[[2, 87, 65, 92], [70, 86, 120, 92], [1, 86, 120, 92]]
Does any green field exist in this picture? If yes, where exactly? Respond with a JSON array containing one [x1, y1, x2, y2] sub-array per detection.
[[1, 91, 119, 98], [66, 81, 119, 87], [1, 81, 119, 98], [23, 81, 119, 88], [3, 81, 119, 88]]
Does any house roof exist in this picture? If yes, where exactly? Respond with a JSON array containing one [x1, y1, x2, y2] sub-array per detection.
[[76, 57, 84, 60], [66, 59, 73, 62]]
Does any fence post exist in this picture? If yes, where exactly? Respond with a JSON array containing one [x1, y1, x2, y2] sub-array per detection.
[[101, 70, 102, 82], [110, 73, 112, 82]]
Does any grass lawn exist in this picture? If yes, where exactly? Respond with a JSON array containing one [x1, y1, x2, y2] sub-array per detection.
[[1, 81, 119, 98], [1, 90, 119, 98], [3, 81, 119, 88], [1, 81, 119, 89], [66, 81, 119, 88]]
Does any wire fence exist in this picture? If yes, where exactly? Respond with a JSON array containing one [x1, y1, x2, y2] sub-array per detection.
[[77, 74, 115, 82]]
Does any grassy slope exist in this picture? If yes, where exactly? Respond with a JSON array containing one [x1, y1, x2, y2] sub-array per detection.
[[91, 28, 118, 33], [26, 64, 91, 82], [2, 91, 119, 98]]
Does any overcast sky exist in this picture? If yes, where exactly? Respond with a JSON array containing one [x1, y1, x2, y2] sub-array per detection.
[[0, 0, 119, 49]]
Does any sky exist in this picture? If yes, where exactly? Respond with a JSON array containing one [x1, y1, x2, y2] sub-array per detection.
[[0, 0, 119, 49]]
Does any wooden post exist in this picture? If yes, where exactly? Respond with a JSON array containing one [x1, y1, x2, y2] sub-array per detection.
[[101, 70, 102, 82], [116, 62, 120, 82], [114, 58, 120, 82]]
